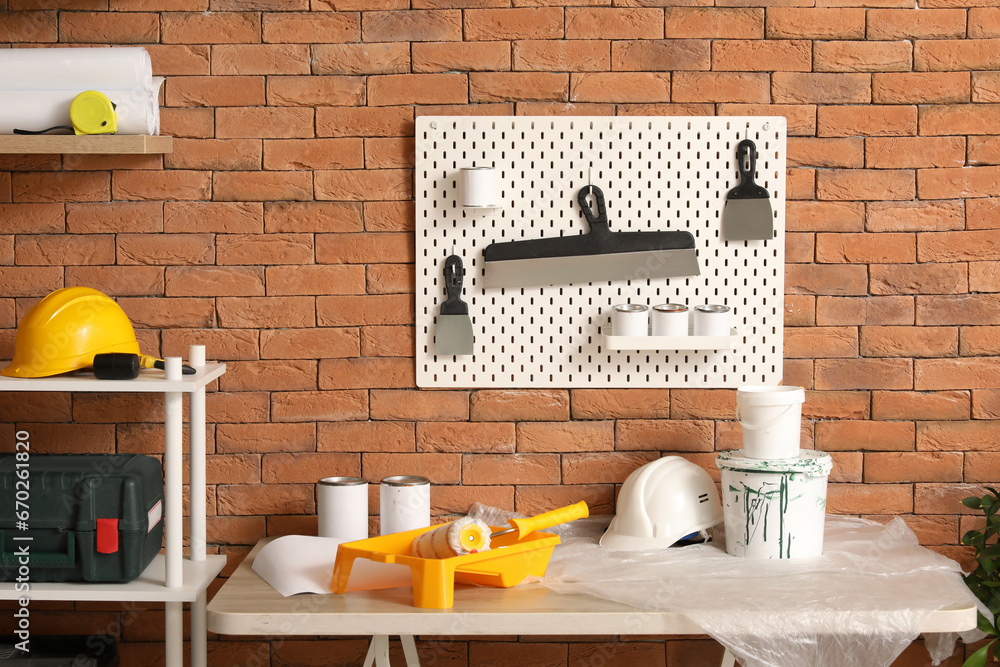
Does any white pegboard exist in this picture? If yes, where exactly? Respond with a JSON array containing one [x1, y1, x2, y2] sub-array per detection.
[[415, 116, 786, 388]]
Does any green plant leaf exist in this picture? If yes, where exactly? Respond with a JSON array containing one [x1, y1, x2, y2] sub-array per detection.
[[978, 613, 997, 635], [965, 530, 980, 546], [963, 640, 995, 667], [965, 497, 984, 509], [987, 486, 1000, 497]]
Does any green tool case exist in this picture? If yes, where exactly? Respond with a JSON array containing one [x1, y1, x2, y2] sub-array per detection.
[[0, 454, 164, 583]]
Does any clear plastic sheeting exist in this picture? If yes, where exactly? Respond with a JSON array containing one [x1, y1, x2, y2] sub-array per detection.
[[468, 504, 981, 667]]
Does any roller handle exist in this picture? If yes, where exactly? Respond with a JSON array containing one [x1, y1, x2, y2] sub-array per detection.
[[507, 501, 589, 540]]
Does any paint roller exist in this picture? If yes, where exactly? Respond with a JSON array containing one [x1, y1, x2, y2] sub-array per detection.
[[410, 501, 589, 559]]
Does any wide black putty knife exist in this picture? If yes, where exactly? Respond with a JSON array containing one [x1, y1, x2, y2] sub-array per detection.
[[435, 255, 474, 356], [723, 139, 774, 241]]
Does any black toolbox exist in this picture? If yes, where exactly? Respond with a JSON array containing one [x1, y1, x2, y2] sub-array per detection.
[[0, 454, 163, 583], [0, 635, 120, 666]]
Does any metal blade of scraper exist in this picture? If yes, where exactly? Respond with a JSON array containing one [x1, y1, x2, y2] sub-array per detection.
[[483, 247, 701, 289], [435, 254, 475, 356]]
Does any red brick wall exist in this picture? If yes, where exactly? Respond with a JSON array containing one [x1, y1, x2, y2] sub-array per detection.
[[0, 1, 995, 664]]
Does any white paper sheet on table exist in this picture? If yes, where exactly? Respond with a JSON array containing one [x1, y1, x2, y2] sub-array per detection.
[[251, 535, 412, 598]]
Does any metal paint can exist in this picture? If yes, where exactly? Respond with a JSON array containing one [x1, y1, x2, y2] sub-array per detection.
[[693, 304, 732, 336], [380, 475, 431, 535], [611, 303, 649, 337], [651, 303, 689, 337], [317, 476, 368, 541]]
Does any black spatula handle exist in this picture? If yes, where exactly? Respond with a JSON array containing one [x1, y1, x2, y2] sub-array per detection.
[[729, 139, 770, 200], [442, 255, 469, 315]]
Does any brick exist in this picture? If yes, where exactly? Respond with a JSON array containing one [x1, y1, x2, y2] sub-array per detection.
[[962, 325, 1000, 355], [788, 138, 864, 168], [267, 76, 366, 107], [0, 11, 57, 42], [566, 8, 662, 39], [861, 326, 958, 358], [974, 390, 1000, 419], [515, 40, 610, 73], [260, 328, 360, 359], [162, 328, 260, 360], [916, 39, 1000, 71], [470, 72, 569, 102], [208, 392, 269, 423], [364, 9, 460, 42], [786, 264, 868, 295], [317, 294, 413, 326], [0, 203, 64, 233], [970, 8, 1000, 37], [217, 233, 314, 265], [816, 232, 915, 263], [207, 516, 266, 545], [817, 106, 917, 138], [866, 137, 965, 169], [815, 419, 915, 451], [266, 265, 366, 296], [218, 484, 313, 516], [318, 421, 414, 453], [216, 107, 313, 139], [12, 423, 113, 454], [672, 72, 769, 103], [361, 326, 414, 357], [615, 419, 714, 451], [610, 40, 708, 72], [817, 169, 915, 200], [917, 295, 1000, 326], [319, 358, 414, 389], [317, 107, 414, 138], [166, 76, 264, 107], [815, 358, 913, 390], [873, 390, 969, 421], [869, 263, 967, 295], [370, 389, 469, 421], [315, 169, 411, 201], [562, 452, 659, 485], [417, 422, 514, 453], [865, 452, 963, 483], [515, 421, 614, 453], [785, 295, 816, 326], [118, 297, 215, 328], [915, 358, 1000, 390], [966, 452, 1000, 482], [366, 264, 413, 293], [74, 393, 164, 424], [789, 232, 819, 262], [59, 11, 158, 43], [262, 453, 359, 484], [217, 296, 315, 328], [919, 165, 1000, 200], [713, 40, 811, 71], [873, 72, 970, 105], [915, 483, 991, 514], [766, 8, 864, 39], [165, 139, 263, 171], [15, 234, 113, 266], [416, 41, 512, 73], [146, 45, 210, 76], [162, 11, 259, 43], [368, 73, 468, 106], [801, 390, 869, 419], [165, 202, 263, 233], [364, 452, 460, 484], [666, 8, 763, 39], [868, 8, 966, 39], [165, 266, 264, 297], [112, 170, 211, 202], [117, 233, 215, 265], [571, 72, 670, 103], [784, 326, 858, 358], [968, 199, 1000, 230], [786, 167, 816, 199], [920, 104, 1000, 136], [786, 201, 864, 232], [969, 135, 1000, 165], [470, 389, 569, 421], [160, 108, 214, 139], [1, 267, 63, 297], [66, 266, 164, 296], [569, 642, 665, 667], [464, 453, 560, 485], [515, 484, 615, 516], [271, 390, 368, 422], [212, 44, 310, 75], [262, 11, 359, 43], [213, 171, 313, 202], [0, 393, 71, 422], [771, 71, 872, 104], [465, 8, 564, 40], [13, 172, 109, 203], [920, 230, 1000, 262], [266, 202, 363, 233], [828, 484, 912, 514], [866, 201, 964, 232], [571, 389, 669, 419], [206, 454, 261, 485], [312, 43, 410, 75]]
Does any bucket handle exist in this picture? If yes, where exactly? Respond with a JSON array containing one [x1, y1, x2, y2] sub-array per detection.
[[736, 403, 798, 431]]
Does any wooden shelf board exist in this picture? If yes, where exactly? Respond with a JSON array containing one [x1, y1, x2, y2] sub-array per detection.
[[0, 134, 172, 154]]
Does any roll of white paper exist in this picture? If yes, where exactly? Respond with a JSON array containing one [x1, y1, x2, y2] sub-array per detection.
[[611, 304, 649, 337], [318, 477, 369, 541], [0, 47, 153, 92], [0, 88, 159, 135], [380, 476, 431, 535], [460, 167, 498, 207]]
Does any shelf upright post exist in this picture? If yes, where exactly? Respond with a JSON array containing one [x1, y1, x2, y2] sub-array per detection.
[[164, 357, 184, 667], [188, 346, 208, 667]]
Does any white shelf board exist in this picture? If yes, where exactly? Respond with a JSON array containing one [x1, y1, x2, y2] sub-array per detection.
[[0, 363, 226, 393], [0, 554, 225, 602], [601, 326, 739, 351]]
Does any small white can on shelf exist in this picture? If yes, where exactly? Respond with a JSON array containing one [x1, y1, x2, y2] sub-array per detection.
[[318, 476, 369, 541], [459, 167, 498, 208], [651, 303, 688, 337], [611, 304, 649, 337], [380, 475, 431, 535], [693, 304, 732, 336]]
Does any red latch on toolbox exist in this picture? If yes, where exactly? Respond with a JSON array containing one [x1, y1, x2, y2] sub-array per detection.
[[96, 518, 119, 554]]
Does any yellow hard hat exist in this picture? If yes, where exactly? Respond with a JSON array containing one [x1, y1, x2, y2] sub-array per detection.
[[1, 287, 140, 378]]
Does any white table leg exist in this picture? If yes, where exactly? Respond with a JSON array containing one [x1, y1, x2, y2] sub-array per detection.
[[164, 358, 183, 589], [191, 589, 207, 667], [188, 345, 206, 562], [720, 647, 737, 667], [165, 600, 183, 667], [401, 635, 420, 666], [364, 635, 391, 667]]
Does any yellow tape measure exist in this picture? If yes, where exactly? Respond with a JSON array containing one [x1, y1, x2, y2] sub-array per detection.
[[70, 90, 117, 135]]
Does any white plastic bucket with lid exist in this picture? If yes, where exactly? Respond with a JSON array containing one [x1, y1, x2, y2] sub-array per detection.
[[736, 385, 805, 459], [716, 450, 833, 560]]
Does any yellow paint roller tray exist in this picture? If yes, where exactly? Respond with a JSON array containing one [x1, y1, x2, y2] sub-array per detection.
[[331, 502, 587, 609]]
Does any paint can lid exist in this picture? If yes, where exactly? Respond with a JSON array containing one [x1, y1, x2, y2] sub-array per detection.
[[613, 303, 648, 313], [381, 475, 431, 487], [319, 476, 366, 486], [715, 449, 832, 476]]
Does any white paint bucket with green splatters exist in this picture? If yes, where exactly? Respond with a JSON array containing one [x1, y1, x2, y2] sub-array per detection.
[[716, 450, 833, 560]]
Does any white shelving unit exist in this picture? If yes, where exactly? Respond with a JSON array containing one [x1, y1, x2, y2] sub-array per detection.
[[0, 350, 225, 667]]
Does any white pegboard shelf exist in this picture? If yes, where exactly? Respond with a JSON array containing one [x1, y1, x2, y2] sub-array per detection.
[[600, 325, 739, 351], [415, 116, 786, 388]]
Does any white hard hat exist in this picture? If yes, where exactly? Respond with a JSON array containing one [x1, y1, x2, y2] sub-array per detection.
[[600, 456, 723, 551]]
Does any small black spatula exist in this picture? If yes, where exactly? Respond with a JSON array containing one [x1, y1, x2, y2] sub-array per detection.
[[723, 139, 774, 241], [435, 255, 474, 356]]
